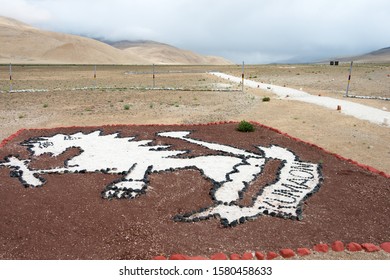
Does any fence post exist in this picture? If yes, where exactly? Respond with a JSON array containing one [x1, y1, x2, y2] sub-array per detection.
[[93, 65, 97, 88], [345, 61, 353, 97], [9, 63, 12, 92], [152, 64, 155, 89], [242, 61, 244, 92]]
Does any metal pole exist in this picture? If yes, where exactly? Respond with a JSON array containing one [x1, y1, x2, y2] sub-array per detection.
[[345, 61, 353, 97], [9, 63, 12, 92], [152, 64, 155, 88], [242, 61, 244, 92]]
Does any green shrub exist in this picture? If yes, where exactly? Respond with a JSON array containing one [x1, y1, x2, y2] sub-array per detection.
[[237, 120, 255, 132], [262, 96, 271, 102], [124, 104, 130, 110]]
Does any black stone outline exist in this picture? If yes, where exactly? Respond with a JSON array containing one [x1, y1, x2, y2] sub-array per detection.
[[173, 144, 323, 227], [0, 155, 46, 188], [251, 145, 324, 222]]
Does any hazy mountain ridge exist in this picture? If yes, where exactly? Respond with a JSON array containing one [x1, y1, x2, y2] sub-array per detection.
[[332, 47, 390, 63], [102, 39, 232, 65]]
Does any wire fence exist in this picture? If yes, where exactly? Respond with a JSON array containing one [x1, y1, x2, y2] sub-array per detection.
[[2, 64, 389, 100], [0, 64, 241, 94]]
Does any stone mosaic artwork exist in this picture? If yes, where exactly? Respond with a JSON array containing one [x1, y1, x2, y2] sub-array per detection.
[[0, 129, 323, 226]]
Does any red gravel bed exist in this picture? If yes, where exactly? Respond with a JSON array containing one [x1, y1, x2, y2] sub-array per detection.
[[0, 122, 389, 259]]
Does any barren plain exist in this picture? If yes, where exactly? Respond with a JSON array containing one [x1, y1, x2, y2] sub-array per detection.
[[1, 63, 389, 174]]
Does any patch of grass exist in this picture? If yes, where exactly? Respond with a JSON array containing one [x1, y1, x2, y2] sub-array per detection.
[[262, 96, 271, 102], [85, 106, 94, 112], [237, 120, 255, 132]]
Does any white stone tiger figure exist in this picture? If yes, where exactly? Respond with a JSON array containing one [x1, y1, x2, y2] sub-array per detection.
[[0, 130, 322, 226]]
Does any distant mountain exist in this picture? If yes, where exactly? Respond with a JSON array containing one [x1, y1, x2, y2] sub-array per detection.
[[368, 47, 390, 56], [332, 47, 390, 63], [0, 16, 148, 64], [0, 16, 231, 65], [102, 40, 169, 49], [104, 40, 232, 65]]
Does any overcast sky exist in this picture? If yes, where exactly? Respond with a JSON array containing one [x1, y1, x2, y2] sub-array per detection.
[[1, 0, 389, 63]]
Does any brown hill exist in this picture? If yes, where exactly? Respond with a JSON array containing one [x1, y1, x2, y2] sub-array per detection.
[[106, 40, 232, 65], [0, 16, 231, 65], [335, 47, 390, 63]]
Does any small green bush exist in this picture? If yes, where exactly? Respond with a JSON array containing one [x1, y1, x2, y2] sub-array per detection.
[[124, 104, 130, 110], [237, 120, 255, 132], [262, 96, 271, 102]]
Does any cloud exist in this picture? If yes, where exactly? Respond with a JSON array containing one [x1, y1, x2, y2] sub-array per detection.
[[1, 0, 389, 63], [0, 0, 52, 23]]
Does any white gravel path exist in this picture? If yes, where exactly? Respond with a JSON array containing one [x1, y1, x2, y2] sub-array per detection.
[[210, 72, 390, 127]]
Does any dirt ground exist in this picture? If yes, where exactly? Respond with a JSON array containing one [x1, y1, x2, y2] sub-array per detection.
[[0, 64, 389, 260], [1, 64, 389, 174]]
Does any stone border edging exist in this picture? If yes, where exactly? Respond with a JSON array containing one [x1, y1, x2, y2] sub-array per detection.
[[152, 241, 390, 260], [0, 129, 26, 148]]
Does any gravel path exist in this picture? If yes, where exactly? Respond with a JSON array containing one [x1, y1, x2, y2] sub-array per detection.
[[210, 72, 390, 127]]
